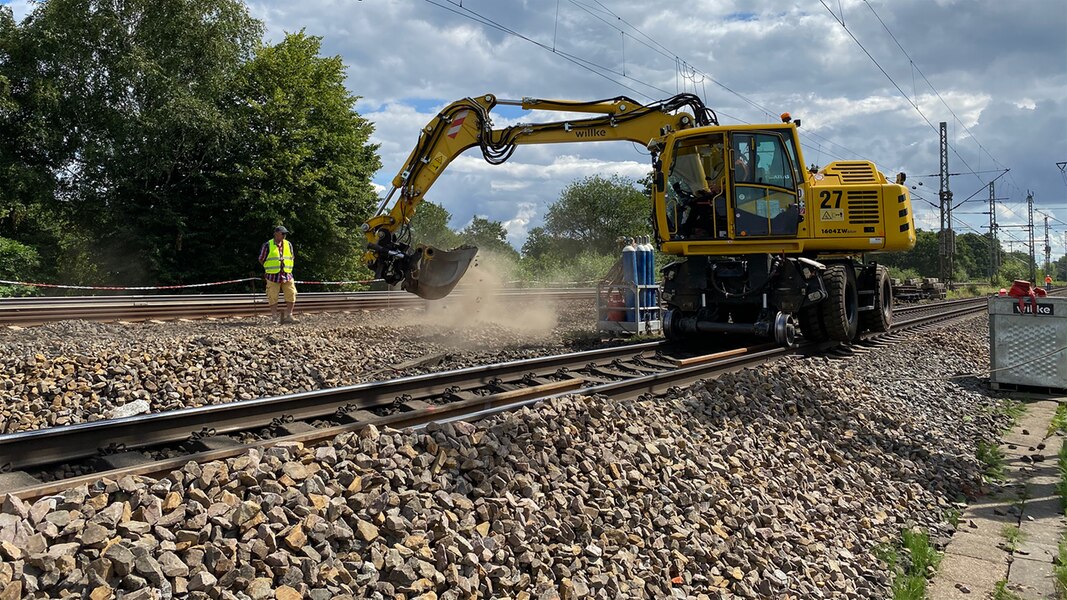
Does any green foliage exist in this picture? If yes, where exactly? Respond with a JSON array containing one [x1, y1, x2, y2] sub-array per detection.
[[459, 216, 519, 261], [978, 440, 1007, 481], [945, 508, 961, 528], [1049, 403, 1067, 438], [873, 229, 1047, 284], [516, 251, 617, 286], [409, 201, 460, 249], [1001, 524, 1024, 551], [525, 174, 650, 259], [220, 30, 381, 283], [1058, 438, 1067, 514], [0, 236, 39, 296], [875, 529, 942, 600], [993, 580, 1024, 600], [887, 267, 921, 281], [0, 2, 380, 287], [875, 230, 939, 278], [1057, 538, 1067, 596]]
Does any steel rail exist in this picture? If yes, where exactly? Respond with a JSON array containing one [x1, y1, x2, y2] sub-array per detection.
[[0, 296, 995, 502], [0, 296, 994, 471], [0, 288, 595, 326], [0, 341, 665, 470]]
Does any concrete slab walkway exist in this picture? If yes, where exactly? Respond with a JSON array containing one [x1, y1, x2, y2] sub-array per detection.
[[928, 398, 1065, 600]]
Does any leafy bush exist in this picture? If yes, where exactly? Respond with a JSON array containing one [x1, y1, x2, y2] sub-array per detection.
[[0, 237, 40, 296], [516, 251, 618, 286]]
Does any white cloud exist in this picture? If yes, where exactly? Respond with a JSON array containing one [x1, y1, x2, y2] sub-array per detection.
[[12, 0, 1064, 257], [501, 202, 537, 245]]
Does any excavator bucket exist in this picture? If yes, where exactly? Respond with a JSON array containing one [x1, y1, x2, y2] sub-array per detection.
[[402, 245, 478, 300]]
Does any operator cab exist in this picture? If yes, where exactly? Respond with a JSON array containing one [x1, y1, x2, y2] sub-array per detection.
[[664, 127, 804, 242]]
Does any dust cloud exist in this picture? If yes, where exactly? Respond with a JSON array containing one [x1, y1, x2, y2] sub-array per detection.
[[410, 251, 560, 340]]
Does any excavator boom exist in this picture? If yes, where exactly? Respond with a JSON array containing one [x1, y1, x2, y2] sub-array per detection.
[[362, 93, 711, 299]]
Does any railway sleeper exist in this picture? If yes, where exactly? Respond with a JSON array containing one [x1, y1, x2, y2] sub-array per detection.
[[0, 470, 44, 494], [274, 421, 317, 437], [91, 451, 157, 471], [334, 409, 386, 425], [402, 398, 439, 411], [587, 366, 640, 379], [184, 435, 245, 453]]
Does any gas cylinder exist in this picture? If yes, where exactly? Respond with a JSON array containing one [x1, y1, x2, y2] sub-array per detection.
[[621, 238, 638, 321], [633, 236, 647, 314], [640, 235, 656, 311], [607, 290, 626, 321]]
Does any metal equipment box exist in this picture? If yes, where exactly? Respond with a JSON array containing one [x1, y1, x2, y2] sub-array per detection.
[[988, 296, 1067, 391]]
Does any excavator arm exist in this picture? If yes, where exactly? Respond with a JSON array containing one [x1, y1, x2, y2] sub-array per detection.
[[362, 93, 714, 299]]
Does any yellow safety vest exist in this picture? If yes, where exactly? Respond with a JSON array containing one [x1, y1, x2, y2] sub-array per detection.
[[263, 239, 293, 274]]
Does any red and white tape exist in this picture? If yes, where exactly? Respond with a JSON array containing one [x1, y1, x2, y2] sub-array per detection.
[[0, 277, 382, 291]]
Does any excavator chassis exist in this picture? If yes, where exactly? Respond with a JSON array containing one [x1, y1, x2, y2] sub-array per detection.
[[661, 255, 893, 346]]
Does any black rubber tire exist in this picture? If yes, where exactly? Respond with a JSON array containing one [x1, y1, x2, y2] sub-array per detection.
[[820, 263, 859, 342], [860, 265, 892, 333], [798, 305, 828, 342]]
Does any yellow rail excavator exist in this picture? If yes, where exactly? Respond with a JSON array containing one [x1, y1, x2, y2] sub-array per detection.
[[362, 93, 915, 345]]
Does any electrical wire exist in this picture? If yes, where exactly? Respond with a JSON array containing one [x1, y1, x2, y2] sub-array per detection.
[[860, 0, 1009, 174], [819, 1, 993, 189]]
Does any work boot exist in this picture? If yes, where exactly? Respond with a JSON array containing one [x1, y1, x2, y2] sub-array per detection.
[[282, 314, 298, 324]]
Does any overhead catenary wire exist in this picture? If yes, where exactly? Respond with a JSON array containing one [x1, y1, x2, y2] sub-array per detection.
[[860, 0, 1008, 175], [819, 1, 995, 190], [424, 0, 878, 167]]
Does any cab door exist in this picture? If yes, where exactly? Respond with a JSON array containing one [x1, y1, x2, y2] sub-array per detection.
[[728, 131, 802, 239]]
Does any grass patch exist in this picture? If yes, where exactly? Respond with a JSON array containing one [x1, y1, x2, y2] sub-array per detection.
[[977, 440, 1008, 482], [1001, 524, 1024, 551], [1000, 399, 1026, 428], [1049, 402, 1067, 437], [1055, 539, 1067, 597], [945, 508, 962, 528], [1057, 439, 1067, 596], [875, 529, 942, 599], [993, 579, 1024, 600], [1058, 440, 1067, 513]]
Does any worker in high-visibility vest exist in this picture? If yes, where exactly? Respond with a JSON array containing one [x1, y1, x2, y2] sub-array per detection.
[[1047, 274, 1054, 292], [258, 226, 298, 324]]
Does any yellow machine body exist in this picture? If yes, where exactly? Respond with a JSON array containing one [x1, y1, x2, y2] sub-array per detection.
[[363, 92, 914, 345], [651, 124, 915, 258]]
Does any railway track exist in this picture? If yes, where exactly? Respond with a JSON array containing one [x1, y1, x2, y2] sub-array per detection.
[[0, 288, 595, 326], [0, 296, 992, 501]]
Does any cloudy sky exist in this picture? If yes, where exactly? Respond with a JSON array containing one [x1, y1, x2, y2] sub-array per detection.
[[8, 0, 1067, 262]]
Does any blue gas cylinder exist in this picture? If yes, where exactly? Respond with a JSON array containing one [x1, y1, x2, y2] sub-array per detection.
[[621, 238, 638, 321], [641, 236, 656, 311], [633, 236, 648, 310]]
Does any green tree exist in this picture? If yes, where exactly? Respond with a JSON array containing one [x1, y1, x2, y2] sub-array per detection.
[[9, 0, 264, 284], [409, 201, 460, 249], [874, 229, 939, 278], [459, 216, 518, 261], [1, 2, 380, 287], [530, 174, 650, 258], [220, 30, 380, 282], [0, 236, 39, 296]]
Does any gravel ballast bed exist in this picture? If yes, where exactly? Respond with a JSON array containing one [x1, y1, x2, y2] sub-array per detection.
[[0, 300, 598, 433], [0, 317, 1011, 598]]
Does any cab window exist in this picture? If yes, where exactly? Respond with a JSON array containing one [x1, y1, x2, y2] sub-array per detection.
[[666, 134, 729, 240], [730, 132, 800, 238]]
